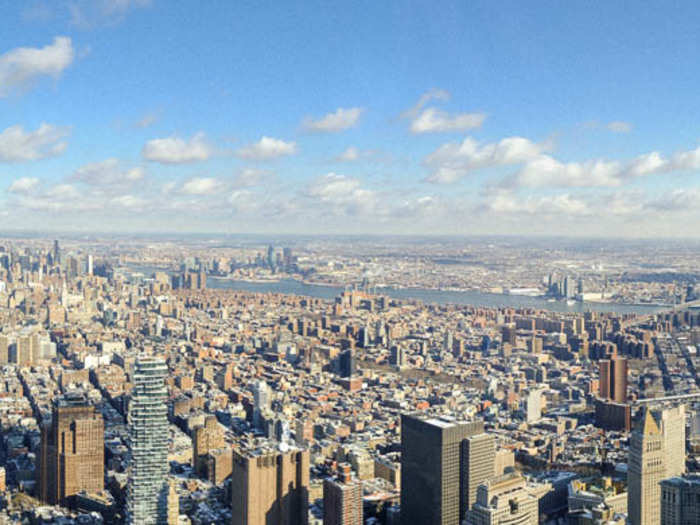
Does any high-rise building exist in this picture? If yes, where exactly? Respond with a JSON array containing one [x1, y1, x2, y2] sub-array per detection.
[[526, 388, 544, 424], [39, 392, 104, 505], [464, 472, 540, 525], [323, 463, 363, 525], [231, 445, 309, 525], [338, 349, 356, 378], [400, 413, 485, 525], [52, 240, 61, 266], [599, 357, 628, 403], [127, 357, 170, 525], [660, 475, 700, 525], [657, 405, 686, 478], [628, 408, 665, 525], [463, 433, 496, 510], [0, 335, 8, 364]]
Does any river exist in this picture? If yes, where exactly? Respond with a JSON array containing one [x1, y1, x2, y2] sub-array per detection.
[[123, 265, 664, 314]]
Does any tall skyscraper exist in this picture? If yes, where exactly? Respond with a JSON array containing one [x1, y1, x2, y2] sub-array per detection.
[[127, 357, 169, 525], [39, 392, 104, 505], [323, 463, 363, 525], [400, 413, 486, 525], [657, 405, 686, 478], [231, 445, 309, 525], [628, 408, 665, 525], [463, 433, 496, 510], [599, 357, 628, 403]]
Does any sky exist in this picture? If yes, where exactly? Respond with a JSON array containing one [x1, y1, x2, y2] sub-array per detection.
[[1, 0, 700, 237]]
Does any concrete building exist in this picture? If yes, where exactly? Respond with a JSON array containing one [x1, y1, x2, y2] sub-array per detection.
[[231, 445, 309, 525], [660, 475, 700, 525], [628, 409, 665, 525], [465, 472, 540, 525], [598, 357, 628, 404], [323, 463, 363, 525], [526, 388, 544, 424], [400, 413, 485, 525], [127, 357, 170, 524], [656, 405, 686, 478], [463, 433, 496, 510], [39, 392, 104, 506]]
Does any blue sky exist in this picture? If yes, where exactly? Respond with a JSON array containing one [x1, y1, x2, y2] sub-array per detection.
[[1, 0, 700, 236]]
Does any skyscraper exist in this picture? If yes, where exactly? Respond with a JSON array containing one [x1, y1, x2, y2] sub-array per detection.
[[463, 433, 496, 510], [628, 408, 665, 525], [526, 388, 543, 424], [39, 392, 104, 506], [127, 357, 169, 525], [598, 357, 628, 403], [231, 445, 309, 525], [400, 413, 485, 525], [323, 463, 363, 525], [657, 405, 686, 478]]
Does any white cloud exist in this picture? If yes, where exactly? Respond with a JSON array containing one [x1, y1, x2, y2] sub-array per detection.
[[425, 136, 545, 183], [514, 155, 623, 188], [8, 177, 40, 194], [233, 168, 269, 187], [670, 145, 700, 171], [0, 36, 74, 97], [401, 88, 451, 119], [69, 0, 151, 26], [142, 133, 212, 164], [236, 136, 297, 160], [72, 158, 146, 185], [607, 121, 632, 133], [135, 111, 159, 128], [180, 177, 222, 195], [0, 123, 70, 162], [410, 107, 486, 134], [483, 191, 591, 216], [307, 173, 377, 215], [228, 190, 259, 213], [336, 146, 360, 162], [110, 194, 147, 208], [303, 107, 363, 132]]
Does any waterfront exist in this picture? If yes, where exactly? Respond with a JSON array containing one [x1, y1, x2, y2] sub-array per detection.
[[124, 265, 665, 314]]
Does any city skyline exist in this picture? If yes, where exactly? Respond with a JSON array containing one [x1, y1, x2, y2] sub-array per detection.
[[2, 1, 700, 236]]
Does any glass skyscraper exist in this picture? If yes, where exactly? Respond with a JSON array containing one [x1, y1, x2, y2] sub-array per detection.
[[127, 357, 169, 524]]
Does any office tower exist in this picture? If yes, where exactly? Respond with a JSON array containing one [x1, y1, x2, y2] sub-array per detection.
[[598, 357, 628, 403], [231, 445, 309, 525], [167, 480, 179, 525], [338, 349, 356, 378], [628, 408, 665, 525], [526, 388, 543, 424], [400, 413, 485, 525], [252, 380, 271, 430], [657, 405, 686, 478], [390, 345, 406, 368], [127, 357, 169, 525], [465, 472, 540, 525], [53, 240, 61, 265], [0, 335, 7, 364], [193, 415, 225, 479], [17, 335, 32, 366], [660, 476, 700, 525], [463, 434, 496, 510], [39, 392, 104, 505], [323, 463, 363, 525], [87, 254, 93, 276]]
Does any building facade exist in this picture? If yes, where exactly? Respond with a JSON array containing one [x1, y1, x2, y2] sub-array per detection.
[[39, 392, 104, 505], [400, 413, 486, 525], [126, 357, 170, 524], [231, 446, 310, 525]]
